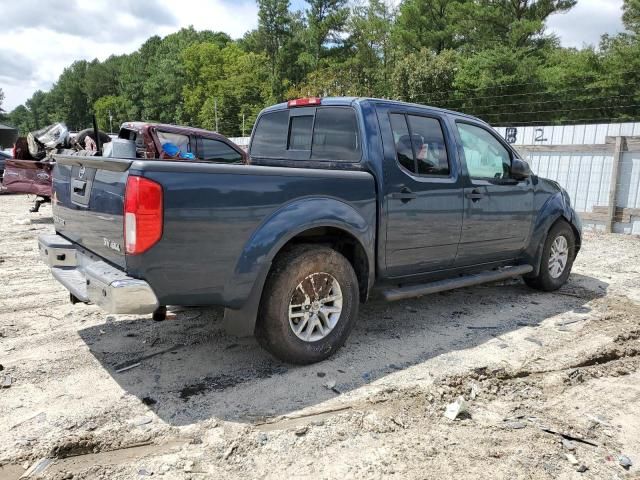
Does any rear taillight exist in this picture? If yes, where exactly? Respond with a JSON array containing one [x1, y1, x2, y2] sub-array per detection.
[[288, 97, 322, 107], [124, 176, 163, 254]]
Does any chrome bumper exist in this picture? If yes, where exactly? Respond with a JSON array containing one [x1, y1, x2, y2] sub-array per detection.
[[38, 234, 159, 314]]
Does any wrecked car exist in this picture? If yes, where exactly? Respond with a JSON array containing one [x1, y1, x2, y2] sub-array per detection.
[[3, 122, 246, 211]]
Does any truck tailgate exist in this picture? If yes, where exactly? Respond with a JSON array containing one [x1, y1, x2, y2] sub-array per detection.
[[52, 155, 132, 269]]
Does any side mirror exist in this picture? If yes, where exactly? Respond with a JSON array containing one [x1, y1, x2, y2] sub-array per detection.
[[511, 158, 531, 181]]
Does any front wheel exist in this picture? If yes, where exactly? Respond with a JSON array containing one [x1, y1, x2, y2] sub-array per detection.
[[524, 220, 576, 291], [256, 245, 359, 364]]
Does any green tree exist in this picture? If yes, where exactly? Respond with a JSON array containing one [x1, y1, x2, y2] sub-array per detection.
[[305, 0, 350, 66], [7, 105, 34, 135], [452, 46, 549, 123], [25, 91, 53, 130], [347, 0, 395, 96], [392, 49, 458, 103], [256, 0, 291, 100], [623, 0, 640, 34], [395, 0, 468, 53], [182, 42, 270, 135], [46, 61, 92, 130], [94, 95, 134, 132], [142, 27, 230, 123], [454, 0, 576, 50]]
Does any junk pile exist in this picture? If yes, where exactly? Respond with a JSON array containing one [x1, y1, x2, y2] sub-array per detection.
[[2, 123, 111, 212]]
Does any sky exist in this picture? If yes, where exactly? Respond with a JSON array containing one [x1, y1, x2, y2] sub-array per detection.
[[0, 0, 627, 112]]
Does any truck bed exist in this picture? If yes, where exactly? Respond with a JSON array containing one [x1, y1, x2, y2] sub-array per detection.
[[51, 154, 377, 308]]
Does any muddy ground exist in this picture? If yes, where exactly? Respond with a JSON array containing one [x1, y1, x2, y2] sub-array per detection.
[[0, 193, 639, 480]]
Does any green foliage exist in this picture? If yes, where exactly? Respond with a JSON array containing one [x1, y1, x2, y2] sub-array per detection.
[[623, 0, 640, 34], [7, 105, 33, 135], [94, 96, 134, 133], [393, 49, 458, 103], [395, 0, 467, 53], [8, 0, 640, 133]]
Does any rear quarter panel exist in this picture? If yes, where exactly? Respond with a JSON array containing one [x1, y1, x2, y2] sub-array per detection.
[[126, 162, 377, 307]]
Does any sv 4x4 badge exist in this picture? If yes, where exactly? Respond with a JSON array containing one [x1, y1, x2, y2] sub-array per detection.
[[103, 238, 122, 252]]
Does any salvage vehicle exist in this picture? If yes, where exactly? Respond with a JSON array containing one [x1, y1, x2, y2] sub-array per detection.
[[117, 122, 247, 163], [4, 123, 246, 211], [0, 150, 10, 182], [38, 97, 582, 364]]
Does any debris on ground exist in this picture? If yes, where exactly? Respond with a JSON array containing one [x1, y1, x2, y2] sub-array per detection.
[[444, 396, 468, 420], [115, 362, 141, 373], [619, 454, 633, 470], [565, 453, 579, 466], [21, 458, 52, 477]]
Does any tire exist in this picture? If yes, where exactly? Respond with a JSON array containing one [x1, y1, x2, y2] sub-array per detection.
[[256, 245, 359, 364], [524, 220, 576, 291]]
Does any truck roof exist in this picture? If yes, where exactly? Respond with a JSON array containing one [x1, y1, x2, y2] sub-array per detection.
[[261, 97, 488, 125]]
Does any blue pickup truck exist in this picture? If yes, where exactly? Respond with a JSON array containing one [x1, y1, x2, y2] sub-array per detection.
[[38, 97, 581, 364]]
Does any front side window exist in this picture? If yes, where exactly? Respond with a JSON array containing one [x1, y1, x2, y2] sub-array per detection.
[[457, 123, 511, 179], [198, 138, 242, 163], [389, 113, 450, 176]]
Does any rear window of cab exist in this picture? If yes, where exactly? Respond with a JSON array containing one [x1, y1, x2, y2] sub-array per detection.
[[250, 106, 361, 162]]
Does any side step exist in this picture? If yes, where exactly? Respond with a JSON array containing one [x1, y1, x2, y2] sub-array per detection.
[[382, 264, 533, 302]]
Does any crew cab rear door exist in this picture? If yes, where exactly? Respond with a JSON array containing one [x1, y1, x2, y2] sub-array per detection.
[[452, 120, 534, 266], [376, 104, 464, 277]]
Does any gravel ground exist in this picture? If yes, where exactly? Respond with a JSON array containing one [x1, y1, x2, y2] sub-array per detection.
[[0, 193, 639, 480]]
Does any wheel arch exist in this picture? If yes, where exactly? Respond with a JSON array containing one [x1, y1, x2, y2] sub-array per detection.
[[222, 197, 375, 337]]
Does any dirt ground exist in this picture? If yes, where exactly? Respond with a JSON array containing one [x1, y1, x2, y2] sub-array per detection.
[[1, 193, 639, 480]]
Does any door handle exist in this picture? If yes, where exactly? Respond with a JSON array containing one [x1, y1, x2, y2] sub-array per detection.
[[391, 187, 417, 203], [465, 189, 485, 202]]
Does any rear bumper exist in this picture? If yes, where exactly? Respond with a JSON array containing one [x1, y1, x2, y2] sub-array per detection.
[[38, 234, 159, 314]]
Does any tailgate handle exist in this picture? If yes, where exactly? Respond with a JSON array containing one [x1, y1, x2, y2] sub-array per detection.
[[72, 179, 87, 195]]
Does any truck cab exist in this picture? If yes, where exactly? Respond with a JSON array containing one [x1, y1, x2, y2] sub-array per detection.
[[38, 97, 582, 364]]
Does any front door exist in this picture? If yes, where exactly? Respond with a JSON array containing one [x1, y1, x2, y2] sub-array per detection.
[[378, 106, 464, 278], [453, 121, 534, 266]]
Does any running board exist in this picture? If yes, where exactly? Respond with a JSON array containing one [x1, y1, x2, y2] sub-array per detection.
[[382, 264, 534, 302]]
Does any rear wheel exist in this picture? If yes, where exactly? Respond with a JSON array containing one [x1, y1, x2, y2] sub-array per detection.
[[524, 220, 576, 291], [256, 245, 359, 364]]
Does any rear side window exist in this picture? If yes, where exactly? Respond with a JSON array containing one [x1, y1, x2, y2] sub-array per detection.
[[389, 113, 450, 176], [251, 107, 360, 162], [389, 114, 414, 172], [197, 138, 242, 163]]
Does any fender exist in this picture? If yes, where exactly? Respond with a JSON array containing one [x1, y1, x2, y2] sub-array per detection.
[[523, 191, 579, 277], [223, 196, 376, 336]]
